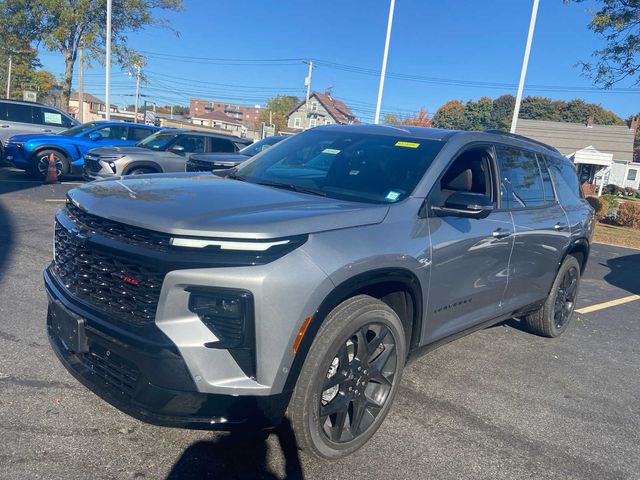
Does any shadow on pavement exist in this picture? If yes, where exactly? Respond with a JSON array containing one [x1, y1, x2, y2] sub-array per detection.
[[166, 417, 304, 480], [601, 253, 640, 295], [0, 200, 13, 283], [0, 167, 45, 196]]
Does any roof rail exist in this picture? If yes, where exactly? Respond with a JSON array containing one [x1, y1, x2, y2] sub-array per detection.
[[484, 129, 560, 154]]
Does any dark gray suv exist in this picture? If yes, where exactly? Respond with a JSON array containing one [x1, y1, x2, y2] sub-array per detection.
[[45, 125, 594, 459]]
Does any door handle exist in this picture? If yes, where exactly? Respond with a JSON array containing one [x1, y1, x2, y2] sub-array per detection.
[[554, 223, 567, 231], [41, 128, 52, 133], [0, 124, 9, 128], [492, 228, 512, 239]]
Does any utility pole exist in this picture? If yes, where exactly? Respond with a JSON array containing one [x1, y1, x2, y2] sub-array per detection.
[[510, 0, 539, 133], [78, 48, 84, 122], [170, 104, 173, 119], [5, 55, 12, 99], [303, 60, 313, 124], [374, 0, 395, 124], [105, 0, 112, 120], [133, 64, 141, 123]]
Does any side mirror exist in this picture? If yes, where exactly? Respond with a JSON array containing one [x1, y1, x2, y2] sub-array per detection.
[[170, 145, 185, 153], [88, 132, 102, 141], [431, 191, 494, 219]]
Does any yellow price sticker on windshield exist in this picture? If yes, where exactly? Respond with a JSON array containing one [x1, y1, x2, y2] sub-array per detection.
[[395, 141, 420, 148]]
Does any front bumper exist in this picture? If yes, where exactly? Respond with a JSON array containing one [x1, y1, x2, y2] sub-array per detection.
[[45, 268, 289, 430], [82, 155, 117, 181], [4, 143, 28, 168]]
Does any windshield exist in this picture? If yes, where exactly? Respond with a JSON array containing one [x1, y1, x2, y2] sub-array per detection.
[[234, 129, 445, 204], [137, 131, 178, 150], [59, 122, 100, 136], [239, 136, 284, 157]]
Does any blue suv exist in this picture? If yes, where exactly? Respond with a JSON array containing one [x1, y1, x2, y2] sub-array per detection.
[[4, 121, 160, 179]]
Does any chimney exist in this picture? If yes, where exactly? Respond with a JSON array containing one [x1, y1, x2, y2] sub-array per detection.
[[324, 88, 332, 99], [586, 116, 594, 128], [631, 116, 638, 133]]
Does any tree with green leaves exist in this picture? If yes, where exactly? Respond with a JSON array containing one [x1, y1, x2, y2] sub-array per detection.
[[257, 95, 300, 133], [490, 94, 515, 130], [463, 96, 493, 130], [566, 0, 640, 87], [432, 100, 466, 130], [0, 0, 184, 108], [381, 108, 431, 127]]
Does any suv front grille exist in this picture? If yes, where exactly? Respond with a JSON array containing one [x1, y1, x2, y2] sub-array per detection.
[[53, 221, 165, 325], [186, 158, 214, 172], [66, 202, 170, 252], [84, 157, 102, 172]]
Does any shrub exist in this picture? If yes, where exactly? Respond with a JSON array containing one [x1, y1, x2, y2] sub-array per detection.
[[617, 202, 640, 229], [586, 196, 607, 220], [602, 194, 621, 215], [603, 184, 621, 195]]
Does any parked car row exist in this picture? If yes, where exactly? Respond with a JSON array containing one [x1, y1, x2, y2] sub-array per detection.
[[1, 99, 287, 181]]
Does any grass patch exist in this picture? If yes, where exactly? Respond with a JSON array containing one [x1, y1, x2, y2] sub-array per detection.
[[593, 222, 640, 249]]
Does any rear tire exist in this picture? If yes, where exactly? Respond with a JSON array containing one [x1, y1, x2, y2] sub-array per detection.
[[31, 149, 69, 181], [288, 295, 406, 459], [525, 255, 581, 338]]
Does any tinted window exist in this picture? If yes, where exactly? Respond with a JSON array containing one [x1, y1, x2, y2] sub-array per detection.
[[495, 145, 545, 208], [240, 137, 283, 156], [545, 154, 582, 201], [59, 122, 100, 136], [88, 125, 129, 140], [209, 138, 236, 153], [173, 134, 205, 153], [129, 127, 154, 141], [138, 131, 178, 150], [6, 103, 34, 124], [235, 129, 445, 204], [536, 155, 556, 203]]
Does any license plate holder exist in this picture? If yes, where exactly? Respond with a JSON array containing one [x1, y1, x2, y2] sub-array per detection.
[[49, 301, 89, 353]]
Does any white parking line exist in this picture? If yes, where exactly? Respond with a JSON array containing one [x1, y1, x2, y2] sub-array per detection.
[[45, 199, 66, 202]]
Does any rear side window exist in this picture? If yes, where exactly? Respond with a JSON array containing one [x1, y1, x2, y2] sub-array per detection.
[[6, 103, 35, 124], [537, 154, 556, 203], [210, 138, 236, 153], [129, 127, 154, 141], [41, 107, 69, 127], [495, 145, 545, 208], [545, 154, 582, 202]]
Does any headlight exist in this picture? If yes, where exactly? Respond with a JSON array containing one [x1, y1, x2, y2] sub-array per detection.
[[99, 154, 126, 161]]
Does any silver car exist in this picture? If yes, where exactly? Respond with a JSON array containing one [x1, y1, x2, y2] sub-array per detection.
[[45, 125, 594, 459], [83, 129, 251, 179]]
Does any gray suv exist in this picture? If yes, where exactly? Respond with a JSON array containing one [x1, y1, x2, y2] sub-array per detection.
[[83, 129, 251, 179], [45, 125, 594, 459], [0, 99, 78, 162]]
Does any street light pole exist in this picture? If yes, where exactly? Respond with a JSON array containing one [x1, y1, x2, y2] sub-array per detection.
[[105, 0, 112, 120], [5, 54, 12, 99], [133, 64, 141, 123], [510, 0, 539, 133], [303, 60, 313, 125], [374, 0, 395, 124]]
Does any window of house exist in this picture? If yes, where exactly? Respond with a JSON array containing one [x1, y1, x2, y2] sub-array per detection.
[[495, 145, 545, 209], [309, 119, 317, 128], [628, 169, 638, 181], [325, 119, 332, 125], [311, 102, 318, 111], [294, 117, 301, 128]]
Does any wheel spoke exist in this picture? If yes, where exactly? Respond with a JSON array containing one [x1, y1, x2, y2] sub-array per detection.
[[331, 407, 349, 442], [366, 326, 389, 358], [320, 392, 349, 418], [566, 278, 577, 299], [355, 328, 369, 363], [350, 398, 368, 435], [369, 343, 395, 376], [323, 370, 347, 391]]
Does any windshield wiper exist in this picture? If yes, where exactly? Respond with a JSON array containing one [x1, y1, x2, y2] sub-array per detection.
[[254, 180, 327, 197]]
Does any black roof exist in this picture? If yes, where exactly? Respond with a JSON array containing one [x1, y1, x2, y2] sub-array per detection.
[[314, 124, 560, 154], [158, 128, 251, 142], [0, 98, 69, 113]]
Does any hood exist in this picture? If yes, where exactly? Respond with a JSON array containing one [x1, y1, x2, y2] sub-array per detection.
[[88, 146, 156, 156], [8, 133, 57, 143], [68, 173, 389, 239]]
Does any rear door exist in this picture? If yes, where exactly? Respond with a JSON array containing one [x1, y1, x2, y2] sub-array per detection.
[[0, 102, 40, 140], [163, 134, 207, 172], [424, 144, 515, 342], [209, 137, 238, 153], [495, 144, 570, 311], [38, 106, 75, 134]]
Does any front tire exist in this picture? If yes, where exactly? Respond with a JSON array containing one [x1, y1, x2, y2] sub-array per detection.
[[31, 150, 69, 181], [288, 295, 406, 459], [525, 255, 581, 338]]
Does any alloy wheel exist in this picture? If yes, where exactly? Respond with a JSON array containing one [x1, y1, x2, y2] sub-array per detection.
[[554, 266, 578, 329], [37, 153, 64, 177], [319, 323, 398, 444]]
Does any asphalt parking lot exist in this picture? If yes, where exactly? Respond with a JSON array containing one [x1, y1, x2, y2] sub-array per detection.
[[1, 166, 639, 480]]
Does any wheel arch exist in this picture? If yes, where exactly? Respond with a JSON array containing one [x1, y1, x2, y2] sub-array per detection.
[[30, 145, 72, 162], [122, 161, 163, 175], [283, 267, 423, 393], [565, 237, 590, 275]]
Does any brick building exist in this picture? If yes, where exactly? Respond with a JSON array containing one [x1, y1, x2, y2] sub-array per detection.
[[189, 98, 262, 130]]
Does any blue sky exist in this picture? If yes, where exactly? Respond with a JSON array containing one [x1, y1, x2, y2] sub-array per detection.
[[38, 0, 640, 122]]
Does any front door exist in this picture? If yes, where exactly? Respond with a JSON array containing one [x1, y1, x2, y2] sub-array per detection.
[[424, 144, 514, 343]]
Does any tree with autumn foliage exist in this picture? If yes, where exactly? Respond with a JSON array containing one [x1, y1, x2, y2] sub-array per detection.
[[382, 107, 432, 127]]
